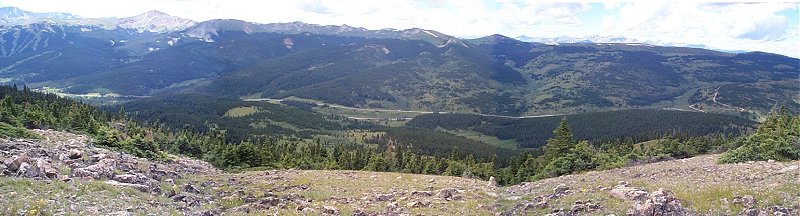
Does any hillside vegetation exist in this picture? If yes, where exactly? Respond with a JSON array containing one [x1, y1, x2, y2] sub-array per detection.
[[1, 21, 795, 116]]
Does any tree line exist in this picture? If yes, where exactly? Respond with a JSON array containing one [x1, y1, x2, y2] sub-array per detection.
[[2, 85, 795, 186]]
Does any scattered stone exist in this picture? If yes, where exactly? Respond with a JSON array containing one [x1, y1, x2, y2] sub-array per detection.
[[352, 209, 368, 216], [411, 191, 433, 197], [407, 201, 431, 208], [570, 200, 602, 213], [627, 188, 686, 216], [610, 184, 648, 202], [68, 149, 83, 159], [322, 205, 339, 215], [72, 158, 116, 180], [740, 208, 767, 216], [437, 188, 458, 200], [36, 158, 58, 178], [488, 176, 498, 187], [550, 184, 572, 199], [105, 180, 151, 192], [260, 197, 280, 207], [732, 195, 757, 207], [767, 206, 792, 216], [170, 194, 186, 202], [373, 193, 394, 201], [183, 184, 201, 194], [17, 162, 37, 178], [201, 180, 217, 187], [7, 153, 29, 171]]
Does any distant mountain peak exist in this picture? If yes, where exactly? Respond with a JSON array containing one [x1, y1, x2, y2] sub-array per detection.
[[116, 10, 196, 33], [0, 6, 80, 26]]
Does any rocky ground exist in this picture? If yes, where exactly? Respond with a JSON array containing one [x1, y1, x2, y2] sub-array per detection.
[[1, 130, 799, 215]]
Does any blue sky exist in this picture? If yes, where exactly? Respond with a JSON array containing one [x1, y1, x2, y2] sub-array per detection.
[[2, 1, 798, 57]]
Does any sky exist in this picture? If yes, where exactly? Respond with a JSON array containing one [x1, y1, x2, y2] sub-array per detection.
[[1, 0, 798, 57]]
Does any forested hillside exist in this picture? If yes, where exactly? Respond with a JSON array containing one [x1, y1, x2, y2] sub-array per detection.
[[407, 109, 756, 148], [3, 84, 798, 188], [2, 19, 794, 117]]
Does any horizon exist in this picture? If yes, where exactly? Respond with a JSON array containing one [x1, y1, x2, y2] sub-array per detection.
[[0, 1, 798, 58]]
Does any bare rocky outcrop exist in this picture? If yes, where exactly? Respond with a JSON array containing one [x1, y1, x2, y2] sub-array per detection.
[[626, 188, 686, 216], [0, 129, 219, 192], [610, 181, 649, 202]]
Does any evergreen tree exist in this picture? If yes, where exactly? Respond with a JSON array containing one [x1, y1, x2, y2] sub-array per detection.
[[543, 117, 575, 161]]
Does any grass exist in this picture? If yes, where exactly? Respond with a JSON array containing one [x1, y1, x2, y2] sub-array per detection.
[[0, 177, 178, 215], [224, 106, 259, 117], [439, 129, 519, 150]]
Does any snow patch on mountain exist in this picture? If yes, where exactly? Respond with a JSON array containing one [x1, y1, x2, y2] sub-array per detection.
[[116, 10, 196, 33], [0, 7, 80, 26]]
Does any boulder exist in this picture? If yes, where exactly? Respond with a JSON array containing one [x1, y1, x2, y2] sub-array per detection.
[[183, 184, 201, 194], [767, 206, 792, 216], [169, 194, 186, 202], [36, 158, 59, 179], [610, 185, 648, 202], [488, 176, 498, 187], [17, 162, 38, 178], [740, 208, 767, 216], [553, 184, 569, 195], [352, 209, 368, 216], [373, 193, 394, 201], [322, 205, 339, 215], [732, 195, 757, 207], [7, 153, 29, 171], [104, 180, 150, 192], [407, 201, 431, 208], [628, 188, 686, 216], [72, 158, 116, 180], [114, 173, 159, 187], [68, 149, 83, 159], [437, 188, 459, 200], [260, 197, 281, 207], [571, 200, 602, 213], [411, 191, 433, 197]]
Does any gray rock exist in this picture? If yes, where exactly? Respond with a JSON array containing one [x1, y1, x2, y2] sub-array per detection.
[[170, 194, 186, 202], [260, 197, 280, 207], [740, 208, 768, 216], [183, 184, 201, 194], [104, 180, 150, 192], [628, 188, 686, 216], [373, 193, 394, 201], [68, 149, 83, 159], [406, 201, 430, 208], [7, 153, 29, 171], [552, 184, 570, 198], [767, 206, 792, 216], [610, 185, 648, 202], [322, 205, 339, 215], [72, 158, 116, 179], [732, 195, 757, 207], [36, 158, 59, 179], [411, 190, 433, 197], [488, 176, 498, 187], [437, 188, 459, 200], [17, 162, 38, 178]]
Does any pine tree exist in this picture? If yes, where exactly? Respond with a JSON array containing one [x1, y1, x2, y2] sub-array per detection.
[[543, 117, 575, 161]]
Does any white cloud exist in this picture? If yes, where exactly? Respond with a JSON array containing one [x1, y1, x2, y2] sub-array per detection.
[[602, 2, 799, 57]]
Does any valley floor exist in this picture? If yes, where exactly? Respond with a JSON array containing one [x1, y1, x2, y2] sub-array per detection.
[[1, 130, 798, 215]]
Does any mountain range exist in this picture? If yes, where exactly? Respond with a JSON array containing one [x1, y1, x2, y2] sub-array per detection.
[[0, 7, 797, 117]]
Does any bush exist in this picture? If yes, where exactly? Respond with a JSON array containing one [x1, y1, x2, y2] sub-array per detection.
[[719, 108, 800, 163]]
